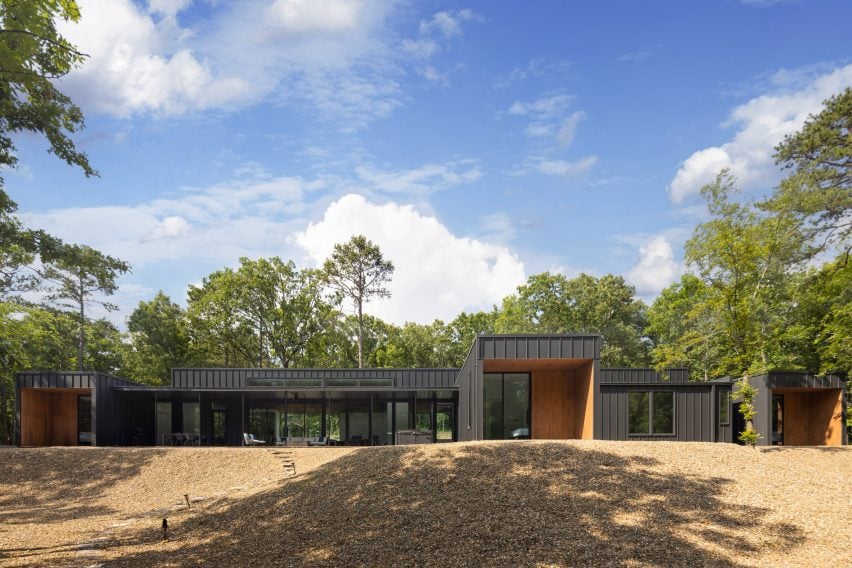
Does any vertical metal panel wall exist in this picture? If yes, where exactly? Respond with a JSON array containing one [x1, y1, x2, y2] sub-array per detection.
[[170, 368, 459, 389], [599, 385, 714, 442]]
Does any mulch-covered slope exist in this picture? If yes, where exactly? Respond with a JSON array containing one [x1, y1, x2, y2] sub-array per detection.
[[2, 442, 850, 567]]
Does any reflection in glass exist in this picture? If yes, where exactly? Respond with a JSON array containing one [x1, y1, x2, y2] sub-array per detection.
[[652, 392, 674, 434], [483, 373, 503, 440], [628, 392, 650, 434], [502, 374, 530, 439]]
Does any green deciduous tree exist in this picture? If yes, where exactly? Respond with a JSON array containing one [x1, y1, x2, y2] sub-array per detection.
[[43, 244, 130, 370], [322, 235, 394, 368], [123, 292, 191, 384], [647, 274, 725, 381], [495, 272, 650, 367], [187, 257, 334, 368], [684, 171, 805, 378], [0, 0, 95, 180]]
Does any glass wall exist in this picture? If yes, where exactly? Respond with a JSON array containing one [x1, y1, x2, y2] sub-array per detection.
[[182, 402, 200, 435], [155, 401, 171, 446], [250, 408, 279, 442], [236, 393, 454, 446], [483, 373, 530, 440], [348, 401, 370, 445], [415, 399, 432, 431]]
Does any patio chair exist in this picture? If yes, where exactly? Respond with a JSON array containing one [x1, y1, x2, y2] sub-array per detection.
[[243, 433, 266, 446], [307, 436, 328, 447]]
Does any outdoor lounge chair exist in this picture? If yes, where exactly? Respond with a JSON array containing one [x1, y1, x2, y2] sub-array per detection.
[[307, 436, 328, 446], [243, 433, 266, 446]]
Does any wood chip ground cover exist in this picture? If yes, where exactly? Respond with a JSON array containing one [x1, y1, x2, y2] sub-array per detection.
[[0, 441, 849, 567]]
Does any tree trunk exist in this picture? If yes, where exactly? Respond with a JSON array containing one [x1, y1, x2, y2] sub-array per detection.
[[77, 276, 85, 371], [357, 298, 364, 369]]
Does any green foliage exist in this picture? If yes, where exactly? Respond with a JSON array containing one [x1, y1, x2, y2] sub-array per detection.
[[187, 257, 334, 368], [122, 292, 192, 384], [0, 0, 96, 180], [734, 376, 760, 446], [495, 272, 650, 367], [647, 274, 724, 381], [683, 171, 805, 377], [764, 87, 850, 255], [322, 235, 394, 368]]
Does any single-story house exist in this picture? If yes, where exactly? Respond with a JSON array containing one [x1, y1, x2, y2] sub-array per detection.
[[13, 334, 848, 447]]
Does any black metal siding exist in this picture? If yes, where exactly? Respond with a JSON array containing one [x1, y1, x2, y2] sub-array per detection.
[[599, 385, 714, 442], [600, 368, 689, 384], [170, 367, 459, 390], [477, 335, 600, 360]]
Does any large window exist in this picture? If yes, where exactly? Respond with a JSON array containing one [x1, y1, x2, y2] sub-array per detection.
[[718, 390, 730, 425], [483, 373, 530, 440], [628, 391, 674, 435]]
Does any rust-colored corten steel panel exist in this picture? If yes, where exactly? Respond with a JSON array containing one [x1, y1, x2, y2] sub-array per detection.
[[774, 388, 844, 446], [575, 361, 594, 439], [531, 370, 574, 439], [21, 389, 48, 446], [20, 388, 88, 446]]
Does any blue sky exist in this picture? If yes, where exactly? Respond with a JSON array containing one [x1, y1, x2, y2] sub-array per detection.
[[6, 0, 852, 325]]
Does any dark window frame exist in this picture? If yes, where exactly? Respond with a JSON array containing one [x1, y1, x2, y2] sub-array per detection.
[[628, 390, 676, 437], [718, 390, 731, 426]]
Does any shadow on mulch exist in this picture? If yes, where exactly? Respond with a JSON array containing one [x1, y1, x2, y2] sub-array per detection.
[[0, 448, 166, 525], [101, 443, 806, 567]]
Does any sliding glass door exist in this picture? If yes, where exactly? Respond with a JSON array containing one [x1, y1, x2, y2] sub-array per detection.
[[483, 373, 530, 440]]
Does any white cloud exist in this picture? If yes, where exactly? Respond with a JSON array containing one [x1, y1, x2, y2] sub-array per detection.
[[418, 9, 478, 39], [295, 194, 526, 324], [625, 236, 684, 298], [478, 212, 515, 243], [493, 58, 572, 89], [530, 156, 598, 177], [668, 64, 852, 203], [508, 94, 574, 117], [146, 216, 191, 241], [556, 111, 586, 147], [56, 0, 405, 128], [266, 0, 361, 33], [506, 94, 589, 148], [355, 161, 483, 196], [57, 0, 251, 117]]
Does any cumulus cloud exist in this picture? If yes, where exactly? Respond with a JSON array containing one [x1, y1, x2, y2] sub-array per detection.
[[626, 236, 684, 298], [55, 0, 413, 127], [668, 64, 852, 203], [146, 216, 191, 241], [57, 0, 251, 117], [294, 194, 526, 324]]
